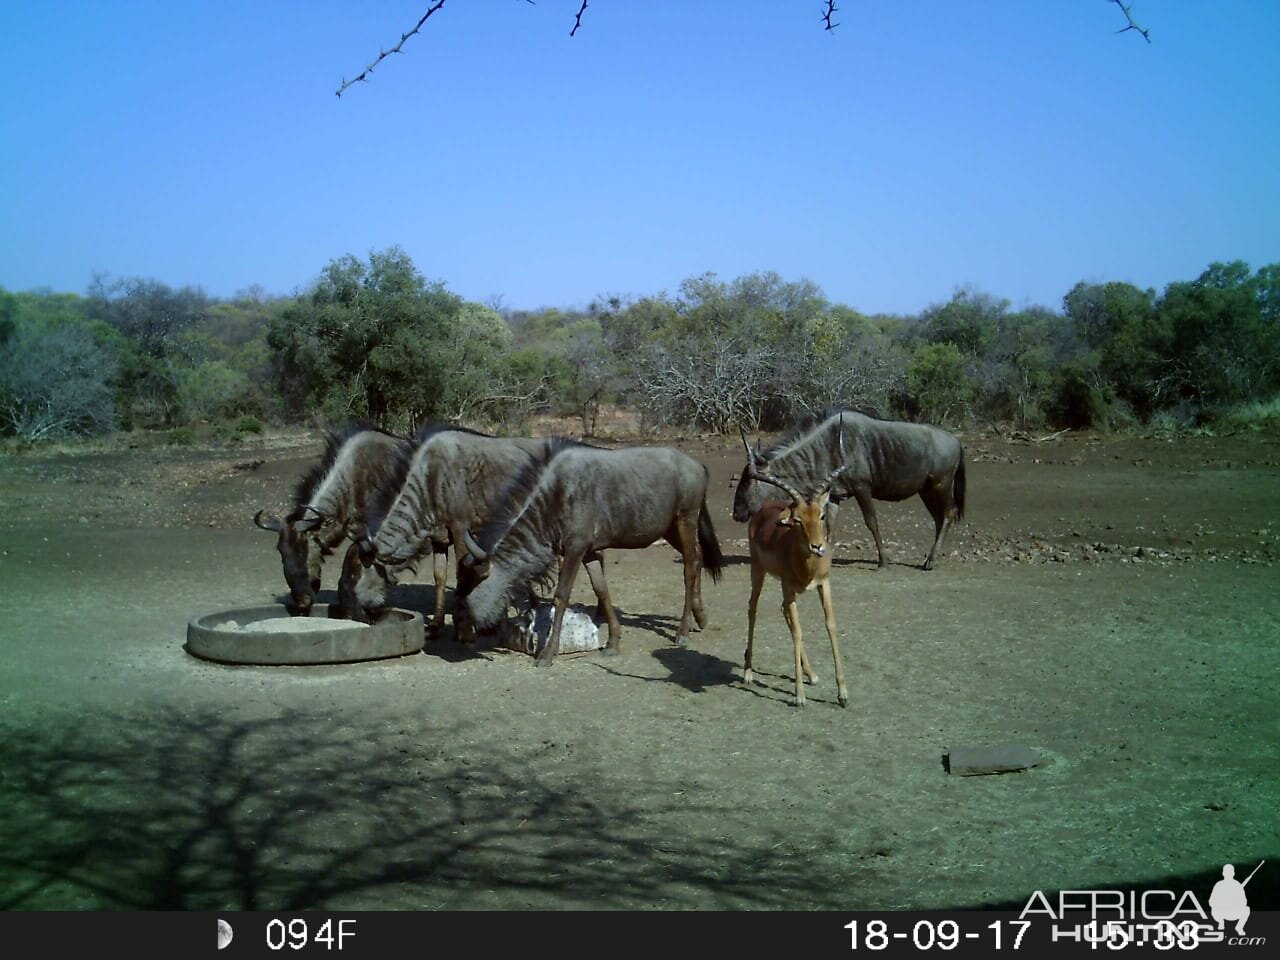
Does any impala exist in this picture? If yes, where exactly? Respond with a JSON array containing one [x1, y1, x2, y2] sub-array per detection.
[[742, 418, 850, 708]]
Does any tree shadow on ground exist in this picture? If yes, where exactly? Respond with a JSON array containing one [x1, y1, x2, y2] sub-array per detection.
[[0, 708, 859, 911]]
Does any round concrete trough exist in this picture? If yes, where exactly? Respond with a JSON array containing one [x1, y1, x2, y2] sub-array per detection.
[[186, 605, 424, 665]]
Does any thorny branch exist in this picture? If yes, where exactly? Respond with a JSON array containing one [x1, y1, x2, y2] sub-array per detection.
[[822, 2, 839, 33], [569, 1, 588, 38], [335, 0, 447, 97], [339, 2, 1152, 96], [1110, 0, 1151, 43]]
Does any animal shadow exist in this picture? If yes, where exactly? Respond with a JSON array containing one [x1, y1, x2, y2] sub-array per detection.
[[614, 609, 684, 644], [651, 646, 740, 693]]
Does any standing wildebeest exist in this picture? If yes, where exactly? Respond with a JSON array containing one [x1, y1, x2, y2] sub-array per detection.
[[253, 424, 409, 616], [733, 407, 965, 570], [349, 424, 552, 632], [455, 438, 725, 668]]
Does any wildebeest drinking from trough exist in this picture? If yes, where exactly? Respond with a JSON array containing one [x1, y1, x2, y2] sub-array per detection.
[[733, 407, 965, 570], [253, 424, 409, 616], [349, 424, 552, 634], [454, 438, 725, 668]]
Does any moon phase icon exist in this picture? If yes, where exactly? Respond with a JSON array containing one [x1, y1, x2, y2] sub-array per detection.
[[217, 918, 234, 950]]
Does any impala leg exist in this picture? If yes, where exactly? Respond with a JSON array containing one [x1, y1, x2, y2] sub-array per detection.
[[799, 643, 818, 685], [782, 588, 806, 707], [583, 551, 621, 655], [537, 550, 583, 669], [744, 558, 765, 688], [817, 579, 848, 707], [788, 579, 818, 683]]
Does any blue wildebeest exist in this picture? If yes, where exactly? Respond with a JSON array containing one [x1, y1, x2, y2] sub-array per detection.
[[253, 423, 409, 616], [348, 424, 554, 633], [454, 438, 725, 668], [733, 407, 965, 570]]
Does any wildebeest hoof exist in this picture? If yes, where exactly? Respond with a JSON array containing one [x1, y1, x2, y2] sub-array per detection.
[[598, 646, 620, 657], [535, 657, 555, 669]]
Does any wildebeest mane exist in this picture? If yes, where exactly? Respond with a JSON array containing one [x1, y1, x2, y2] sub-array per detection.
[[290, 421, 396, 515], [475, 436, 592, 556], [410, 420, 493, 446], [358, 436, 417, 538], [761, 405, 881, 460]]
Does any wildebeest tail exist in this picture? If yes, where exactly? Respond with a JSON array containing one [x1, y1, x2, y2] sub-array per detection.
[[698, 501, 724, 583], [953, 451, 966, 522]]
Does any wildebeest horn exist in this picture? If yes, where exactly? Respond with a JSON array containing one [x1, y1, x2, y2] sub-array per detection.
[[254, 510, 284, 532], [293, 506, 326, 533], [739, 425, 766, 466], [460, 528, 488, 566]]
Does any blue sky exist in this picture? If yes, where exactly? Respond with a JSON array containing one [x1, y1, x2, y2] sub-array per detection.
[[2, 1, 1277, 316]]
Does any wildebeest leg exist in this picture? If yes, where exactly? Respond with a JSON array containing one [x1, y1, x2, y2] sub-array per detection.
[[667, 514, 705, 640], [919, 486, 951, 571], [824, 500, 840, 543], [817, 578, 848, 707], [583, 551, 621, 655], [851, 485, 887, 569], [429, 537, 450, 633], [743, 559, 765, 688], [537, 548, 585, 669]]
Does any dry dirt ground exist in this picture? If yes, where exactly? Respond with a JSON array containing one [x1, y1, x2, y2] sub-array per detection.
[[1, 424, 1277, 913]]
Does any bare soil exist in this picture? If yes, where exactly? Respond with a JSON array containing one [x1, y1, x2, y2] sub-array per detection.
[[1, 424, 1277, 912]]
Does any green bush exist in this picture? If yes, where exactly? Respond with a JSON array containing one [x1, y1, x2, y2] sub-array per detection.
[[906, 341, 971, 424], [166, 426, 195, 446], [1048, 364, 1110, 429], [235, 415, 263, 435]]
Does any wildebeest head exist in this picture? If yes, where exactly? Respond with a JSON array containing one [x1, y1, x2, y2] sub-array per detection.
[[351, 536, 401, 624], [254, 508, 326, 615], [448, 528, 494, 644], [732, 434, 771, 523]]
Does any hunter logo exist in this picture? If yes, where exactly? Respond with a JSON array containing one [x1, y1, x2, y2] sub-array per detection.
[[1020, 860, 1267, 948], [1210, 861, 1265, 936]]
